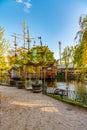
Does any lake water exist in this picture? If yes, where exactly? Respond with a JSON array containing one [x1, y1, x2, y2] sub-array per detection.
[[46, 80, 87, 91], [46, 80, 87, 104]]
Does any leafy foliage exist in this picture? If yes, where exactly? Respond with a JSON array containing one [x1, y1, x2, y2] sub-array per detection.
[[0, 26, 10, 70], [15, 46, 55, 67], [81, 30, 87, 67], [62, 46, 70, 68], [73, 44, 83, 67], [74, 15, 87, 68]]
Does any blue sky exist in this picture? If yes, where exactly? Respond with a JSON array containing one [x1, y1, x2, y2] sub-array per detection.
[[0, 0, 87, 59]]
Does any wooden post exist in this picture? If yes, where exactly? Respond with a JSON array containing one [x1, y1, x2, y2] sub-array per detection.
[[65, 68, 68, 81]]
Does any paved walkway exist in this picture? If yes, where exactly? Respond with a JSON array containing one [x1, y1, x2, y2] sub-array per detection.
[[0, 86, 87, 130]]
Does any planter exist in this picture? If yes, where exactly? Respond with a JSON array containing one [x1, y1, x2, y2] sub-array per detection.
[[10, 78, 21, 87], [32, 84, 42, 92], [10, 80, 16, 87], [25, 80, 32, 90], [32, 80, 42, 92], [16, 81, 25, 89]]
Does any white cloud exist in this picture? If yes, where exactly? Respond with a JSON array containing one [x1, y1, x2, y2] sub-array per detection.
[[24, 1, 32, 13], [16, 0, 32, 13], [24, 1, 32, 8], [16, 0, 23, 3]]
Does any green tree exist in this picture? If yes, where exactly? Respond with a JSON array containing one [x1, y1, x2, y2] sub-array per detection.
[[73, 44, 82, 67], [0, 27, 9, 55], [62, 46, 70, 68], [74, 15, 87, 81], [15, 45, 55, 67], [14, 45, 55, 79], [0, 26, 10, 82], [0, 26, 9, 66], [81, 30, 87, 67], [74, 15, 87, 68], [62, 46, 71, 81]]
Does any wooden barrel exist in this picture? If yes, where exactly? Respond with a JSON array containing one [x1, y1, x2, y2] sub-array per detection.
[[32, 84, 42, 92]]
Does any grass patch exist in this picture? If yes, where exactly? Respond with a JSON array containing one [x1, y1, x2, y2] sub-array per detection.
[[44, 93, 87, 109]]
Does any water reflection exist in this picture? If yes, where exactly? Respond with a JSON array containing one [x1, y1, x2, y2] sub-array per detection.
[[46, 80, 87, 104], [46, 80, 87, 91]]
